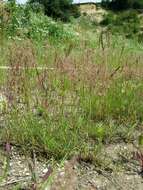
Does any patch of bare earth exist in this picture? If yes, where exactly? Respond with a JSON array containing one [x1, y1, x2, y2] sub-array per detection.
[[77, 143, 143, 190], [0, 142, 143, 190]]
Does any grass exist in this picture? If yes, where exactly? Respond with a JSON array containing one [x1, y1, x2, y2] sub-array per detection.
[[1, 5, 143, 190], [0, 2, 143, 175], [0, 33, 143, 163]]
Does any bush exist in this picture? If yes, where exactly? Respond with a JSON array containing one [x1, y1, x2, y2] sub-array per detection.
[[77, 15, 98, 30], [27, 12, 78, 41], [0, 2, 79, 42], [102, 0, 143, 10], [133, 0, 143, 8], [110, 0, 134, 10], [28, 0, 80, 21], [100, 10, 140, 37]]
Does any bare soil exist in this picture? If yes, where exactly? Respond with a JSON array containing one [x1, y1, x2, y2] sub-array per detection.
[[0, 142, 143, 190]]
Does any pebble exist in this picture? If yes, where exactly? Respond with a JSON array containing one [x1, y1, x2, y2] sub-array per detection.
[[43, 168, 49, 174]]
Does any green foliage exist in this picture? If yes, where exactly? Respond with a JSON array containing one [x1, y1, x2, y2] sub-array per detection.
[[6, 111, 82, 159], [1, 0, 143, 169], [102, 0, 143, 10], [138, 135, 143, 146], [28, 0, 80, 21], [80, 79, 143, 123], [101, 10, 140, 37], [26, 12, 78, 41], [133, 0, 143, 8], [110, 0, 134, 10], [77, 15, 98, 30], [0, 2, 79, 42]]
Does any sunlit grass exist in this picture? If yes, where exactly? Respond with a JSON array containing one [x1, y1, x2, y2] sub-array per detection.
[[0, 32, 143, 162]]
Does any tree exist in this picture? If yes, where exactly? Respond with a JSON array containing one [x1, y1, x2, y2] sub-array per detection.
[[133, 0, 143, 9], [102, 0, 143, 10], [28, 0, 80, 21]]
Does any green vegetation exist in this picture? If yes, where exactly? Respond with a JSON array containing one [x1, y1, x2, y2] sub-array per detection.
[[102, 0, 143, 10], [0, 1, 78, 41], [101, 10, 141, 38], [28, 0, 80, 21], [0, 0, 143, 179]]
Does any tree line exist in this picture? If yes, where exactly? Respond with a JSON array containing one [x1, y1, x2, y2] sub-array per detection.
[[102, 0, 143, 10], [28, 0, 80, 21], [6, 0, 143, 21]]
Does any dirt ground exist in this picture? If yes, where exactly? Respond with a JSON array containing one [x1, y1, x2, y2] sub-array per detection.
[[77, 143, 143, 190], [0, 142, 143, 190]]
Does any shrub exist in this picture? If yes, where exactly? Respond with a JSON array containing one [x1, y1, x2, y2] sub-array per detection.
[[27, 12, 79, 41], [77, 15, 98, 30], [28, 0, 80, 21], [1, 2, 79, 42], [100, 10, 140, 37], [133, 0, 143, 9], [102, 0, 143, 10]]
